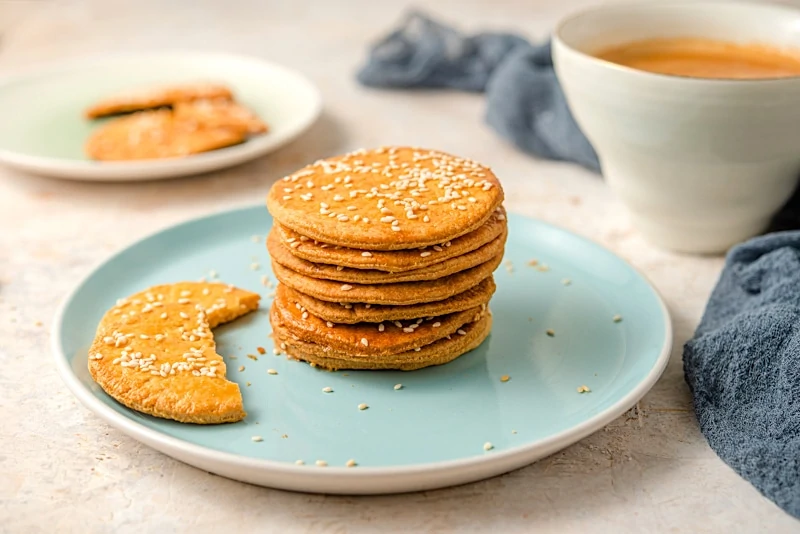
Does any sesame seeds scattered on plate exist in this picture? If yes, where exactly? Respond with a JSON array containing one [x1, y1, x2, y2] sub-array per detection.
[[393, 384, 403, 390], [251, 436, 263, 442], [483, 442, 494, 451], [613, 314, 623, 323], [322, 386, 333, 393], [251, 235, 260, 243], [295, 460, 305, 466], [267, 369, 278, 375], [577, 385, 591, 393], [500, 375, 510, 383], [315, 460, 328, 467], [358, 403, 368, 411], [561, 278, 572, 286], [238, 365, 245, 372], [546, 329, 555, 337], [250, 262, 260, 270], [340, 284, 353, 291], [346, 459, 357, 468]]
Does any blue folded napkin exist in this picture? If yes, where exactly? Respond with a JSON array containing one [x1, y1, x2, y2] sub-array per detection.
[[358, 10, 800, 518], [356, 11, 599, 171]]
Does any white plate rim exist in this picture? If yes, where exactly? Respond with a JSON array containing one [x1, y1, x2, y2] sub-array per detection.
[[0, 51, 322, 181], [50, 204, 673, 494]]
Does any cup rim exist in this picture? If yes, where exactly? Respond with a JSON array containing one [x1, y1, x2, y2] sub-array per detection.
[[553, 0, 800, 83]]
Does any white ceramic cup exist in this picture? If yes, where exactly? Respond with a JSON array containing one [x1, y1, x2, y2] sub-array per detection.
[[553, 1, 800, 253]]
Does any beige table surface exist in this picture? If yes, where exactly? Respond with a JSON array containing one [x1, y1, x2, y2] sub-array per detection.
[[1, 0, 797, 532]]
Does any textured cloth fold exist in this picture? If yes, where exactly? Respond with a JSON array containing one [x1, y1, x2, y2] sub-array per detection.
[[684, 232, 800, 517], [357, 11, 599, 170]]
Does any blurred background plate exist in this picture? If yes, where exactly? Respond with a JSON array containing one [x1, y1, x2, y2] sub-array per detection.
[[0, 52, 321, 181], [52, 206, 671, 494]]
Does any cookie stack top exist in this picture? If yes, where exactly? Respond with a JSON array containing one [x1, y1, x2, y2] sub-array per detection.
[[266, 146, 504, 250]]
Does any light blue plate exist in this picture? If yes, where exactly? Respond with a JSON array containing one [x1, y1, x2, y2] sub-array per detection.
[[52, 206, 671, 494]]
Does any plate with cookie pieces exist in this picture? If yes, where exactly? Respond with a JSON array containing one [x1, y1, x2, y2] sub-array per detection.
[[52, 147, 672, 494], [0, 52, 321, 181]]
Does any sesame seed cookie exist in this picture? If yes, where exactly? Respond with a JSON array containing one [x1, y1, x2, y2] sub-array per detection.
[[85, 109, 247, 161], [266, 147, 504, 250], [271, 252, 502, 305], [279, 277, 496, 324], [272, 310, 492, 371], [272, 286, 484, 357], [87, 282, 259, 424], [267, 225, 506, 284], [173, 99, 268, 135], [276, 207, 507, 272], [85, 82, 234, 119]]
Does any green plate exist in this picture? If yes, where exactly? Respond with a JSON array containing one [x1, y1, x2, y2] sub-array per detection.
[[52, 206, 671, 494]]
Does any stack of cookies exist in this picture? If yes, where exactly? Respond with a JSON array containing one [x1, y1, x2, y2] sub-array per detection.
[[266, 147, 506, 371]]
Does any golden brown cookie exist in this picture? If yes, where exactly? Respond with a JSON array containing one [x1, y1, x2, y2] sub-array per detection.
[[268, 225, 506, 284], [85, 83, 234, 119], [266, 147, 504, 250], [272, 252, 502, 305], [173, 99, 268, 135], [280, 277, 496, 324], [273, 286, 485, 357], [87, 282, 260, 424], [85, 109, 247, 161], [272, 310, 492, 371], [276, 207, 507, 272]]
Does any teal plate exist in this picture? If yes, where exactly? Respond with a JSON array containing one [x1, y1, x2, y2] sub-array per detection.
[[52, 206, 671, 494]]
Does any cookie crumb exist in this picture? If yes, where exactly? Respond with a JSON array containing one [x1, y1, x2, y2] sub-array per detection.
[[238, 365, 245, 372], [483, 442, 494, 451], [257, 346, 266, 354], [358, 403, 368, 411], [546, 329, 555, 337], [346, 459, 357, 468], [577, 385, 591, 393], [527, 259, 539, 266], [613, 314, 623, 323], [393, 383, 403, 390], [281, 434, 288, 439], [251, 436, 263, 442], [500, 375, 510, 383], [537, 264, 551, 272], [34, 320, 43, 327], [267, 369, 278, 375]]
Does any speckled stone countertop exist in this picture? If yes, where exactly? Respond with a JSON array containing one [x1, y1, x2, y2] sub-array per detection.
[[1, 1, 797, 532]]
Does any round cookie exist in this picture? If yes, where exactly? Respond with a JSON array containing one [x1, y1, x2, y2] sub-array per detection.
[[173, 99, 268, 135], [272, 311, 492, 371], [277, 207, 507, 272], [273, 289, 483, 357], [280, 277, 496, 324], [266, 146, 504, 250], [85, 109, 246, 161], [268, 225, 506, 284], [271, 253, 502, 305], [85, 82, 234, 118]]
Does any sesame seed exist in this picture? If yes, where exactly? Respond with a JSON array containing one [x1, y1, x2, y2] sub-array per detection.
[[301, 311, 308, 320], [340, 284, 353, 291], [326, 321, 334, 327], [139, 334, 150, 340], [179, 312, 189, 319], [483, 442, 494, 451], [420, 251, 431, 257], [209, 270, 218, 278], [546, 329, 555, 337], [393, 384, 403, 390], [178, 298, 190, 304], [358, 403, 368, 411], [432, 322, 441, 328], [250, 262, 260, 270], [457, 329, 467, 336], [391, 226, 400, 232], [316, 460, 328, 467], [295, 460, 305, 465], [613, 315, 623, 323], [333, 194, 344, 201], [347, 205, 358, 211], [562, 278, 572, 286], [360, 338, 369, 347], [251, 436, 263, 442], [361, 251, 372, 257], [577, 385, 591, 393], [160, 312, 168, 319], [238, 365, 245, 372], [267, 369, 278, 375], [283, 195, 292, 200], [423, 215, 430, 223], [403, 327, 414, 333], [378, 323, 385, 332], [500, 375, 510, 382], [380, 216, 395, 223], [202, 288, 210, 295], [346, 459, 357, 468], [433, 245, 443, 252]]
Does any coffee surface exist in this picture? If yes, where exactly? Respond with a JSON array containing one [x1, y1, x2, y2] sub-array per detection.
[[594, 38, 800, 79]]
